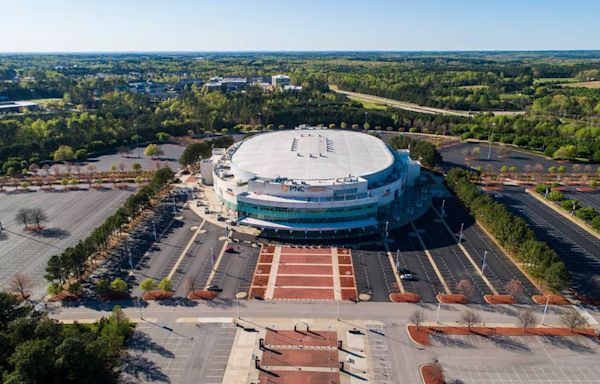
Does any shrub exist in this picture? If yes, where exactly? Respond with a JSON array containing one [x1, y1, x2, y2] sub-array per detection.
[[158, 278, 173, 292], [110, 277, 128, 294], [546, 191, 565, 202], [68, 282, 82, 294], [575, 207, 599, 222], [592, 216, 600, 232], [47, 282, 62, 295], [95, 279, 111, 295], [140, 278, 157, 292], [535, 184, 551, 194], [561, 199, 580, 211]]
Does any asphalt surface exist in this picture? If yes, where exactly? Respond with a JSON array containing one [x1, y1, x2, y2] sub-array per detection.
[[352, 246, 397, 302], [499, 186, 600, 295], [388, 227, 445, 303], [121, 321, 236, 384], [56, 143, 185, 174], [414, 209, 489, 303], [0, 187, 132, 299], [438, 198, 540, 302], [441, 141, 576, 174], [564, 189, 600, 212]]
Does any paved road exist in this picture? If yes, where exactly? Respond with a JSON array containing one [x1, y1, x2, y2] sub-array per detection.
[[501, 186, 600, 295], [48, 300, 600, 328], [0, 188, 132, 298]]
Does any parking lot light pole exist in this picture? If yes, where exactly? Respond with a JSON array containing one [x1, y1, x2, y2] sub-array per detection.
[[336, 289, 341, 320], [210, 247, 215, 269], [136, 297, 143, 320], [436, 299, 441, 323], [458, 223, 464, 243], [385, 221, 389, 238], [395, 249, 400, 271], [481, 251, 488, 275], [541, 296, 550, 325], [441, 199, 445, 216], [236, 298, 240, 319], [152, 220, 157, 241]]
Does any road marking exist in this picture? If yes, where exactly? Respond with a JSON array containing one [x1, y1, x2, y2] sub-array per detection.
[[431, 206, 499, 295], [203, 230, 231, 290], [409, 222, 451, 294], [176, 317, 233, 323], [166, 220, 206, 280], [382, 235, 405, 294]]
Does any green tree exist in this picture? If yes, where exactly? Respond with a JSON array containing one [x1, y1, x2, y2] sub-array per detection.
[[53, 145, 75, 161], [156, 132, 170, 142], [110, 278, 128, 294], [140, 278, 156, 292], [553, 145, 578, 159], [158, 278, 173, 292], [144, 144, 163, 159]]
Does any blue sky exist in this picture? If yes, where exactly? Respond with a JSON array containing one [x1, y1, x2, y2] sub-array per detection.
[[1, 0, 599, 52]]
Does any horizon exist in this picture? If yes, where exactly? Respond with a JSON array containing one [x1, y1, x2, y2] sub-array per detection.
[[1, 0, 600, 52]]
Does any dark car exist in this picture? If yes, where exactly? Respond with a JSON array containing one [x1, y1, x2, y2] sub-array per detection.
[[398, 268, 411, 274]]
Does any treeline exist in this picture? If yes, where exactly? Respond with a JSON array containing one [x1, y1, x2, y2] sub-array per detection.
[[389, 135, 442, 167], [0, 294, 132, 384], [179, 136, 234, 167], [446, 168, 569, 291], [45, 167, 173, 295]]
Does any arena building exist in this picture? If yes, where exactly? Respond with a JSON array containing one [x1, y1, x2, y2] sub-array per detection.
[[206, 127, 420, 239]]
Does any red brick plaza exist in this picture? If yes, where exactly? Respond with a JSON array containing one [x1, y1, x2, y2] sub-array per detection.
[[258, 329, 340, 384], [249, 245, 358, 301]]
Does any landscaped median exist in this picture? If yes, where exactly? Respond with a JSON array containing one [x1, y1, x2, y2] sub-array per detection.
[[528, 184, 600, 241], [389, 292, 420, 303], [484, 294, 516, 304], [407, 324, 599, 347], [446, 168, 570, 293], [420, 363, 446, 384]]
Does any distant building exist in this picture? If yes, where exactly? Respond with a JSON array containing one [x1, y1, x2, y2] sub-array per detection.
[[283, 85, 303, 92], [0, 101, 39, 114], [205, 76, 248, 92], [271, 74, 291, 88]]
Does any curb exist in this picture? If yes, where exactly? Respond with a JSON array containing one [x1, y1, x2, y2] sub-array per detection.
[[525, 188, 600, 242]]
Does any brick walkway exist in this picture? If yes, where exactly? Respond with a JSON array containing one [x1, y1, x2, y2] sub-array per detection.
[[249, 246, 357, 301]]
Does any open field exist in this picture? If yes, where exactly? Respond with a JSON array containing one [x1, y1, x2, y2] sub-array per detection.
[[534, 77, 577, 84], [0, 188, 132, 299], [562, 80, 600, 89]]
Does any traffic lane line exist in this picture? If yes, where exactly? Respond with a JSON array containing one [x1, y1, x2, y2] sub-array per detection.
[[166, 219, 206, 280], [409, 221, 451, 294], [203, 232, 231, 290], [432, 206, 499, 295]]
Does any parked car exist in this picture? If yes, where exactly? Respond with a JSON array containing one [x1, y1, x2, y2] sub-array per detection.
[[400, 273, 417, 281]]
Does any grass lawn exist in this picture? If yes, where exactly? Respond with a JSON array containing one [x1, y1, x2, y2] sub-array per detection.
[[534, 77, 577, 84], [561, 80, 600, 89], [348, 96, 387, 110]]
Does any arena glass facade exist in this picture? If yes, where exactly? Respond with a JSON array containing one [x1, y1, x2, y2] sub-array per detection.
[[209, 127, 420, 239]]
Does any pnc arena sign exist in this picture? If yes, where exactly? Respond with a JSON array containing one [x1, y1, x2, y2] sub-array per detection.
[[280, 184, 327, 193]]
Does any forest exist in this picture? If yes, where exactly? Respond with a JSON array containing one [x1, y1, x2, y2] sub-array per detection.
[[1, 51, 600, 174]]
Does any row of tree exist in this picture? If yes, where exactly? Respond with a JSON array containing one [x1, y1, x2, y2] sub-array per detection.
[[446, 168, 570, 291], [179, 136, 234, 167], [45, 167, 174, 294]]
